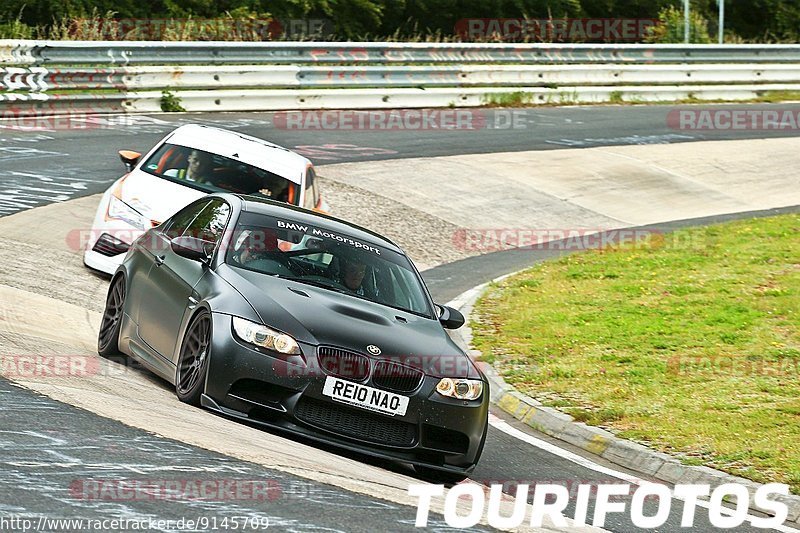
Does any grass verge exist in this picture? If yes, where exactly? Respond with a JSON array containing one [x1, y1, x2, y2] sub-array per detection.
[[472, 215, 800, 493]]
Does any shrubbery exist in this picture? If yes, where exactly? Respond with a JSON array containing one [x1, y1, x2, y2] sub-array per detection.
[[0, 0, 796, 42]]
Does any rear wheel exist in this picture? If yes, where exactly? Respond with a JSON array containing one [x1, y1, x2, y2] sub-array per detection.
[[176, 310, 212, 405], [98, 276, 125, 356]]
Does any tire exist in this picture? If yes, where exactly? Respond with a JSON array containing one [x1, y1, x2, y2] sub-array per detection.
[[98, 276, 125, 356], [175, 310, 212, 406], [413, 465, 470, 485]]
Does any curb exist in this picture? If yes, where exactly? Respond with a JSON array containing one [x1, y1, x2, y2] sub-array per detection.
[[446, 279, 800, 527]]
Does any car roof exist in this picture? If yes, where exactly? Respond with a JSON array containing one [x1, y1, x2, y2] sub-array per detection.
[[164, 124, 310, 184], [229, 194, 404, 254]]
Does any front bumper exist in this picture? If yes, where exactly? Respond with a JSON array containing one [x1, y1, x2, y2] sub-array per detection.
[[84, 246, 126, 275], [83, 191, 147, 275], [83, 225, 146, 274], [204, 313, 489, 473]]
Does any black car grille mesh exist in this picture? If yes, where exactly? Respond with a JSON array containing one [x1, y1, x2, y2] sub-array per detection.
[[92, 233, 130, 257], [317, 346, 370, 381], [295, 397, 416, 447], [372, 361, 424, 393]]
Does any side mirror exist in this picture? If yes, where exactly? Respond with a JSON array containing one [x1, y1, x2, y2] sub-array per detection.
[[171, 236, 214, 264], [119, 150, 142, 172], [437, 304, 465, 330]]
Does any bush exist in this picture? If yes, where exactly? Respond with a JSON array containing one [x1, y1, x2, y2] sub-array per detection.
[[0, 19, 34, 39], [160, 91, 185, 112], [645, 5, 712, 44]]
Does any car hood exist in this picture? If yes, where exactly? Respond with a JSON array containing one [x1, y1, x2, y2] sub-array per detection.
[[119, 170, 206, 224], [218, 264, 477, 378]]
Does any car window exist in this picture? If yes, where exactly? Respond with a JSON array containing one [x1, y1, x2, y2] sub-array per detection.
[[226, 212, 433, 318], [186, 199, 231, 246], [163, 199, 211, 239], [303, 167, 321, 210], [141, 143, 300, 205]]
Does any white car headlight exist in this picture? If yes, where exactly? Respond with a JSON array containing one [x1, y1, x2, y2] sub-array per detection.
[[435, 378, 484, 400], [107, 195, 148, 231], [232, 317, 300, 355]]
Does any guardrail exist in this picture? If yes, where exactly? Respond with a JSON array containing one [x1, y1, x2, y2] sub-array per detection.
[[2, 40, 800, 116], [5, 65, 800, 92], [4, 41, 800, 66]]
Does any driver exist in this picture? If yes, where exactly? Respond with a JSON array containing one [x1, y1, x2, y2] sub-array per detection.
[[257, 175, 290, 201], [184, 149, 213, 183], [336, 255, 369, 295], [164, 148, 213, 183]]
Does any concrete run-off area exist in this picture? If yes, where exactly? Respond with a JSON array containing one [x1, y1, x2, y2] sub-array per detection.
[[320, 136, 800, 270]]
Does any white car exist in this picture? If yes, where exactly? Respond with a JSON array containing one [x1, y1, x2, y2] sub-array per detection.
[[84, 124, 326, 274]]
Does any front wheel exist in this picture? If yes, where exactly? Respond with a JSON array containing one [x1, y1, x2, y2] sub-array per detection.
[[98, 276, 125, 356], [175, 310, 212, 405]]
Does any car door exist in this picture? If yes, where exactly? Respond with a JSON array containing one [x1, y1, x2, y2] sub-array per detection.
[[137, 198, 231, 361], [126, 199, 209, 327]]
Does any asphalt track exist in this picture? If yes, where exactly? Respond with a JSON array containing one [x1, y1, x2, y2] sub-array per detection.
[[0, 378, 481, 533], [3, 104, 800, 216], [1, 105, 798, 532]]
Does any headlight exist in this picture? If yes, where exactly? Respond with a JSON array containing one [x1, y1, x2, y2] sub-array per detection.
[[232, 317, 300, 355], [435, 378, 483, 400], [107, 195, 148, 231]]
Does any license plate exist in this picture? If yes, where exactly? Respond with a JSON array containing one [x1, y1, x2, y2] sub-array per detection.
[[322, 376, 409, 417]]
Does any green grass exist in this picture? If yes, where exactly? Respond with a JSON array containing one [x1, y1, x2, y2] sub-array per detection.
[[754, 90, 800, 103], [472, 215, 800, 492], [609, 91, 625, 104], [477, 91, 800, 109], [481, 91, 535, 107]]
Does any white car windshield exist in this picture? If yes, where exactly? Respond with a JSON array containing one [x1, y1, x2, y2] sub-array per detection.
[[227, 213, 434, 318], [141, 143, 299, 204]]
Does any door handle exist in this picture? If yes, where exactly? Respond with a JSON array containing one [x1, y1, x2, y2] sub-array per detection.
[[154, 254, 166, 266]]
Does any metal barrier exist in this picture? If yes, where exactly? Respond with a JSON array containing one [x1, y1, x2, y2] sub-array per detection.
[[5, 64, 800, 92], [4, 41, 800, 66], [2, 40, 800, 115]]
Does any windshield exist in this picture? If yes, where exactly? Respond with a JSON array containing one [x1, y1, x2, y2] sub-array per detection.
[[226, 212, 433, 317], [141, 143, 299, 204]]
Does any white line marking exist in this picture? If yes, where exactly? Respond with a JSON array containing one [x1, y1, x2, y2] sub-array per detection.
[[488, 415, 800, 532]]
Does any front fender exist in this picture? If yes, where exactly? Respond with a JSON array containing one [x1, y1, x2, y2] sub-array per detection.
[[170, 267, 261, 364]]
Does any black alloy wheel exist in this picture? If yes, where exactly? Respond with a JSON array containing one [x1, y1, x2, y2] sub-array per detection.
[[176, 310, 212, 405], [98, 276, 125, 356]]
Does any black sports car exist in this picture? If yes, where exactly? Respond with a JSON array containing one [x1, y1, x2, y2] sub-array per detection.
[[98, 193, 489, 480]]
